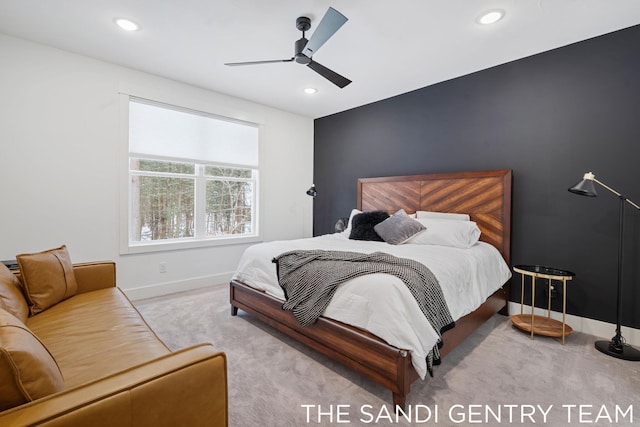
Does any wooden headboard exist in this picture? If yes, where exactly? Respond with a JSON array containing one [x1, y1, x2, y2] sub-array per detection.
[[357, 169, 512, 264]]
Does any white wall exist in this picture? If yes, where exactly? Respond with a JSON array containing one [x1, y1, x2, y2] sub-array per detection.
[[0, 33, 314, 299]]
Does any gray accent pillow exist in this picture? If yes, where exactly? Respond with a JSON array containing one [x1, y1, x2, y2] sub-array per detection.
[[374, 209, 426, 245]]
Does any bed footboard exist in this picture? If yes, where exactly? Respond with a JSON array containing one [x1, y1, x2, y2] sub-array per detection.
[[230, 279, 419, 408], [230, 279, 510, 408]]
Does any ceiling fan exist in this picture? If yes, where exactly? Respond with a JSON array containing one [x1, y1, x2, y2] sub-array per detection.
[[225, 7, 351, 88]]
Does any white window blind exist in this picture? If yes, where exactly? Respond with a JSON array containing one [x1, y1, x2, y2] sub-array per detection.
[[129, 99, 258, 167]]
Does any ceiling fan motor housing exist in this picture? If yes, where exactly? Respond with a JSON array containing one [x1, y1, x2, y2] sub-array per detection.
[[294, 16, 312, 64], [294, 37, 311, 64]]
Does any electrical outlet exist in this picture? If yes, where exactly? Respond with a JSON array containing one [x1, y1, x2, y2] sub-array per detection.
[[159, 262, 167, 273]]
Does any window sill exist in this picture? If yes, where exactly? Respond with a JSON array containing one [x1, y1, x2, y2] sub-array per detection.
[[120, 234, 262, 254]]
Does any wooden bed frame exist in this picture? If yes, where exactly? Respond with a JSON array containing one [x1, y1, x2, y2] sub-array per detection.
[[230, 169, 512, 408]]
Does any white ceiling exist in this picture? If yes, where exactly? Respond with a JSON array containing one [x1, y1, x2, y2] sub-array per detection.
[[1, 1, 639, 119]]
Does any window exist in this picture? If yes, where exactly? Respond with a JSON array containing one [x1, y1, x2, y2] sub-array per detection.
[[125, 98, 259, 251]]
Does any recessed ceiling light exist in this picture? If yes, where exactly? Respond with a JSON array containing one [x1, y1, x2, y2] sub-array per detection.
[[114, 18, 140, 32], [477, 10, 505, 25], [304, 87, 317, 94]]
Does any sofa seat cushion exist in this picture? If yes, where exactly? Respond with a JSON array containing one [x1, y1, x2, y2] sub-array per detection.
[[26, 288, 170, 388]]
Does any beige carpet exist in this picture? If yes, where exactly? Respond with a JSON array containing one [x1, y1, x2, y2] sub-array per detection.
[[136, 284, 640, 426]]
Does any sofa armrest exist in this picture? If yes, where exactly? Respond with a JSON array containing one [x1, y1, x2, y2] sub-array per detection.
[[72, 261, 116, 294], [0, 343, 228, 427]]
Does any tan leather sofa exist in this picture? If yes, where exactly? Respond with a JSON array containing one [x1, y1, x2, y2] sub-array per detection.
[[0, 257, 228, 426]]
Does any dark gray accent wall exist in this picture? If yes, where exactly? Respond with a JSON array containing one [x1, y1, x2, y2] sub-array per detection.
[[313, 25, 640, 328]]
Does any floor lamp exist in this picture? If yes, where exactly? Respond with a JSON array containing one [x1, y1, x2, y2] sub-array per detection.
[[569, 172, 640, 361]]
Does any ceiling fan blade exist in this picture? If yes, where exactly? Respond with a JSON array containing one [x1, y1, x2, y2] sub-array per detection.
[[302, 7, 347, 58], [307, 60, 351, 88], [225, 58, 294, 66]]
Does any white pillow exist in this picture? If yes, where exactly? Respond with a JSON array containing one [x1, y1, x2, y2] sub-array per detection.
[[407, 218, 481, 248], [416, 211, 470, 221]]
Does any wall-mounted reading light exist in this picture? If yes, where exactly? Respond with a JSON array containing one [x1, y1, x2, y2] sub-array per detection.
[[306, 184, 317, 198]]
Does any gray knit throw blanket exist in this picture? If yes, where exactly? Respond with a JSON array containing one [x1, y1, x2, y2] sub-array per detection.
[[273, 250, 455, 375]]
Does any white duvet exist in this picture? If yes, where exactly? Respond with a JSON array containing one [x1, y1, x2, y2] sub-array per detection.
[[232, 233, 512, 378]]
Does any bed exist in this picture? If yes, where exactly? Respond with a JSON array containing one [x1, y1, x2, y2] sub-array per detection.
[[230, 169, 512, 408]]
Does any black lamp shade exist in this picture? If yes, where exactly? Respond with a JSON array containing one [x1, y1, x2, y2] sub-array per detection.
[[568, 178, 597, 197]]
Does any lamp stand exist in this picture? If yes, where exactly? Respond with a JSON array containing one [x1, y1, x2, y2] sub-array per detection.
[[594, 196, 640, 361], [595, 340, 640, 360]]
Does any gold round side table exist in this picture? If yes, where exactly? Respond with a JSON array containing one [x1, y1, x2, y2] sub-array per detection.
[[511, 265, 575, 344]]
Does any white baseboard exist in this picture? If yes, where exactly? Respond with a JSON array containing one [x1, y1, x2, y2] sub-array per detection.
[[508, 301, 640, 346], [123, 272, 233, 301]]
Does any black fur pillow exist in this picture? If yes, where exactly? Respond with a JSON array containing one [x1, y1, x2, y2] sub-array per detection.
[[349, 211, 390, 241]]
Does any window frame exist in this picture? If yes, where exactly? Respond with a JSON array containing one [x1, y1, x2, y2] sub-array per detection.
[[119, 94, 262, 254]]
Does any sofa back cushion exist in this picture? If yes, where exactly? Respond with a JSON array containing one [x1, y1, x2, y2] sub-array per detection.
[[0, 308, 65, 411], [16, 245, 78, 315], [0, 264, 28, 324]]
